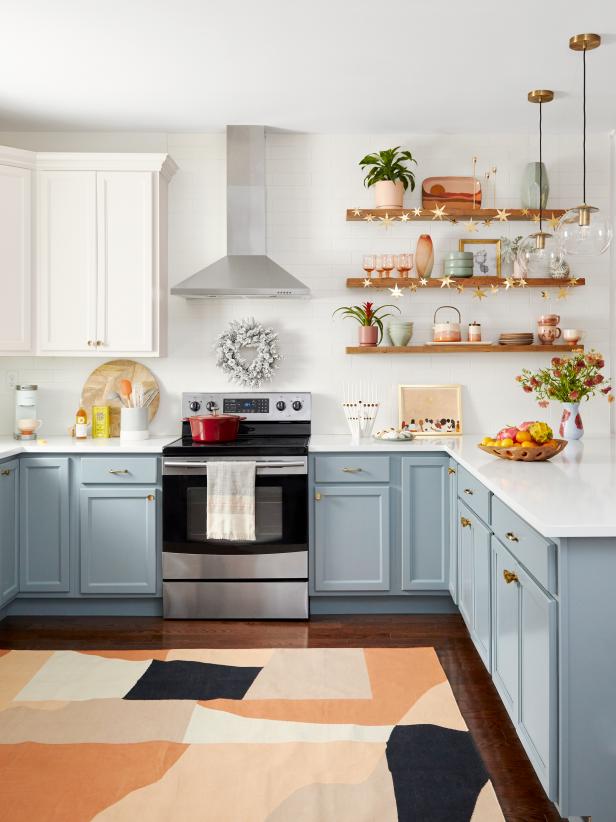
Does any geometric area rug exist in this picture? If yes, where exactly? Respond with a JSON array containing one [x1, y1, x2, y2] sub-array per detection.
[[0, 647, 504, 821]]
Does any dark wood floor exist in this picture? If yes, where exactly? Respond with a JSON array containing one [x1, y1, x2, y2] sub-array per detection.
[[0, 614, 563, 822]]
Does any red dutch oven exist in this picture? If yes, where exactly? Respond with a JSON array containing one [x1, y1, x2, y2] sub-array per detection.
[[185, 413, 246, 442]]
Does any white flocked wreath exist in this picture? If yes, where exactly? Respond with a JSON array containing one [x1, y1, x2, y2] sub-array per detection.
[[215, 317, 282, 388]]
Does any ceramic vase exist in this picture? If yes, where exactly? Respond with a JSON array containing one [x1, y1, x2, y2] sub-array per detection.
[[374, 180, 404, 209], [559, 401, 584, 440], [358, 325, 378, 346], [521, 162, 549, 210], [415, 234, 434, 279]]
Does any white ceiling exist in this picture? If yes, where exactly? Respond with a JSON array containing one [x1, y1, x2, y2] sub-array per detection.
[[2, 0, 615, 133]]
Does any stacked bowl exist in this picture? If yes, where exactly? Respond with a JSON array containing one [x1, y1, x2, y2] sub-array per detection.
[[443, 251, 474, 278], [387, 319, 414, 347]]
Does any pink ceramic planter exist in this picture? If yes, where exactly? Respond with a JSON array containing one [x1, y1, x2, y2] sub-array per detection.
[[359, 326, 379, 346], [374, 180, 404, 209]]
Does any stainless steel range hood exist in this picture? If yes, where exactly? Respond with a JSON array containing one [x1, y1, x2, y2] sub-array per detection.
[[171, 126, 310, 299]]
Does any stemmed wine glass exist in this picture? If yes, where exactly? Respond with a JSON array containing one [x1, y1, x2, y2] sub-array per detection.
[[375, 255, 385, 278], [395, 253, 413, 278], [362, 255, 375, 279], [382, 254, 394, 279]]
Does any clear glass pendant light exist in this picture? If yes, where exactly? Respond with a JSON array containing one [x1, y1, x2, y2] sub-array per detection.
[[556, 34, 612, 256], [517, 90, 563, 277]]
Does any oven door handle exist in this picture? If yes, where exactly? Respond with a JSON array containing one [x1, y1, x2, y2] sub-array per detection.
[[163, 461, 306, 470]]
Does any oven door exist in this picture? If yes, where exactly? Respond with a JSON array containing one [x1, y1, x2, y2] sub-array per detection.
[[162, 457, 308, 580]]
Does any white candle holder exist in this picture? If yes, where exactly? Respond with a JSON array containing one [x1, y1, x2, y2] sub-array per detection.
[[342, 383, 380, 443]]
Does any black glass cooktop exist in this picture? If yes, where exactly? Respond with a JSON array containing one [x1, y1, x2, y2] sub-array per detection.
[[163, 435, 309, 458]]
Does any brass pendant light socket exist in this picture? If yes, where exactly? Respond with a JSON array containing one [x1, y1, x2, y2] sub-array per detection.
[[530, 231, 552, 250], [528, 89, 554, 104], [569, 33, 601, 51], [577, 204, 598, 226]]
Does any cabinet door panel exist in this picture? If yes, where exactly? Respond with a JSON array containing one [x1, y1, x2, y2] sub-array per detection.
[[38, 171, 97, 352], [401, 457, 448, 590], [80, 487, 157, 594], [518, 566, 557, 798], [0, 460, 19, 607], [0, 165, 31, 352], [448, 459, 458, 603], [314, 485, 390, 591], [472, 515, 492, 669], [491, 538, 519, 721], [96, 172, 153, 353], [20, 458, 70, 592], [458, 502, 473, 628]]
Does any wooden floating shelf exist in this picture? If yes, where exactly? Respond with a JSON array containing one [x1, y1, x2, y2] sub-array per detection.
[[346, 207, 566, 222], [346, 276, 585, 289], [345, 344, 582, 355]]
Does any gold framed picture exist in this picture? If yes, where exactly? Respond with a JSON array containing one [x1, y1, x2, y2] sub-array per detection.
[[458, 238, 502, 277], [398, 384, 462, 436]]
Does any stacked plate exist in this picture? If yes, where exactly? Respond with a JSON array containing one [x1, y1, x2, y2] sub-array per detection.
[[443, 251, 474, 278], [498, 332, 534, 346]]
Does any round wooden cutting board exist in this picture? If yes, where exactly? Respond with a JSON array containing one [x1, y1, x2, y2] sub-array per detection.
[[82, 359, 160, 437]]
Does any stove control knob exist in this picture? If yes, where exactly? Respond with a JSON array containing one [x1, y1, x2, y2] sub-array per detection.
[[189, 400, 201, 412], [205, 401, 218, 412], [292, 400, 303, 411], [276, 400, 286, 411]]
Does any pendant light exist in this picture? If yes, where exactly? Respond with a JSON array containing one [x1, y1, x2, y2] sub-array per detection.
[[556, 33, 612, 255], [517, 90, 562, 277]]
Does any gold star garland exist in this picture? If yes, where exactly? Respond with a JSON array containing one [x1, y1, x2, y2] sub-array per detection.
[[413, 208, 422, 217], [440, 276, 454, 288], [364, 213, 375, 222], [419, 278, 429, 287], [473, 287, 487, 300], [431, 204, 447, 220], [399, 212, 410, 222], [362, 278, 372, 287], [352, 208, 362, 216], [389, 284, 404, 298], [379, 212, 396, 229], [557, 287, 569, 300], [503, 277, 516, 290], [548, 213, 560, 230], [496, 209, 511, 222], [521, 208, 529, 216], [464, 218, 479, 233]]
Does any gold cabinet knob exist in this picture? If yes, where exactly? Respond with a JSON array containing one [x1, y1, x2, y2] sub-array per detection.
[[463, 488, 474, 495], [448, 467, 456, 475], [87, 340, 94, 347], [505, 532, 519, 543], [315, 491, 321, 501], [146, 494, 154, 501], [96, 340, 104, 346], [460, 516, 471, 528], [503, 569, 519, 584], [0, 468, 11, 476]]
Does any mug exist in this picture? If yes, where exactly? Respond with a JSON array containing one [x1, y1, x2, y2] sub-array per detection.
[[563, 329, 583, 345], [537, 325, 562, 345], [17, 418, 42, 435], [538, 314, 560, 327]]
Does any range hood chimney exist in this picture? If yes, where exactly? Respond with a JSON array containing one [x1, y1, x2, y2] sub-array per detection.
[[171, 126, 310, 299]]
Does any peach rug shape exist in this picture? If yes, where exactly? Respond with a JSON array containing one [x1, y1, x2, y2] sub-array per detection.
[[0, 647, 504, 821]]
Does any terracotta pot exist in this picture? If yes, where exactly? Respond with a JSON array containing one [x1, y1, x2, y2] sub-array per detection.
[[415, 234, 434, 278], [185, 413, 246, 442], [373, 180, 404, 209], [359, 326, 379, 346]]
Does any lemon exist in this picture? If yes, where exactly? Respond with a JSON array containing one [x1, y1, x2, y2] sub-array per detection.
[[500, 438, 514, 448], [481, 436, 492, 446]]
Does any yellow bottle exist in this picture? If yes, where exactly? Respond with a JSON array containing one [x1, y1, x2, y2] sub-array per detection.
[[75, 399, 88, 440]]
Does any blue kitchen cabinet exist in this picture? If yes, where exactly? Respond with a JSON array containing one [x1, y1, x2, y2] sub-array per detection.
[[400, 455, 449, 590], [313, 485, 390, 591], [80, 487, 157, 594], [0, 460, 19, 607], [492, 535, 556, 798], [457, 499, 491, 669], [447, 459, 458, 603], [20, 457, 70, 592]]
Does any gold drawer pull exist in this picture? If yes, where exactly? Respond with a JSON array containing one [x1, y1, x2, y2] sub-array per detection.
[[463, 488, 474, 495], [503, 569, 519, 584], [460, 516, 471, 528], [108, 468, 130, 475], [342, 467, 363, 473], [448, 467, 456, 475], [0, 468, 11, 476], [505, 531, 519, 543]]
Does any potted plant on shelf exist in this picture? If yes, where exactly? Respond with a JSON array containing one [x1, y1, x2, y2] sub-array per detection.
[[516, 350, 613, 440], [333, 301, 401, 347], [359, 146, 417, 209]]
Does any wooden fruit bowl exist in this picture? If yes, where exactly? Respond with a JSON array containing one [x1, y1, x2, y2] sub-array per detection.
[[478, 439, 568, 461]]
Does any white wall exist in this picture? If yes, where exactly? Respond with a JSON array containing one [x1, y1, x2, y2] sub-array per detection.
[[0, 130, 611, 437]]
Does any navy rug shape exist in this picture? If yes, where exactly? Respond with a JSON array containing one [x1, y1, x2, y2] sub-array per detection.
[[123, 659, 262, 700]]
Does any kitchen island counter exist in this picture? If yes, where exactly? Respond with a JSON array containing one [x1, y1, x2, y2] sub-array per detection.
[[309, 434, 616, 538]]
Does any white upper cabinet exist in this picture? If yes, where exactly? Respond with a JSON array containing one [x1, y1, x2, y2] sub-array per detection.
[[36, 153, 176, 356], [0, 148, 33, 353], [38, 171, 97, 352]]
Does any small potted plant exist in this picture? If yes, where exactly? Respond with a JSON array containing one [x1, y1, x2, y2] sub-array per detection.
[[516, 349, 613, 440], [333, 301, 401, 346], [359, 146, 417, 209]]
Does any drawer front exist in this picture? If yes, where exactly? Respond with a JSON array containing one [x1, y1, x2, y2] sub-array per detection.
[[492, 496, 555, 593], [314, 455, 390, 483], [457, 465, 491, 524], [81, 457, 159, 485]]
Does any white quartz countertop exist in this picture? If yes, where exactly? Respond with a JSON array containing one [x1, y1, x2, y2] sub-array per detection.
[[0, 435, 177, 459], [309, 434, 616, 539]]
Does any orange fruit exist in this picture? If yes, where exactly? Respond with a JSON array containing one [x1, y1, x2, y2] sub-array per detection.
[[525, 441, 539, 448], [544, 439, 558, 448], [516, 430, 532, 443]]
